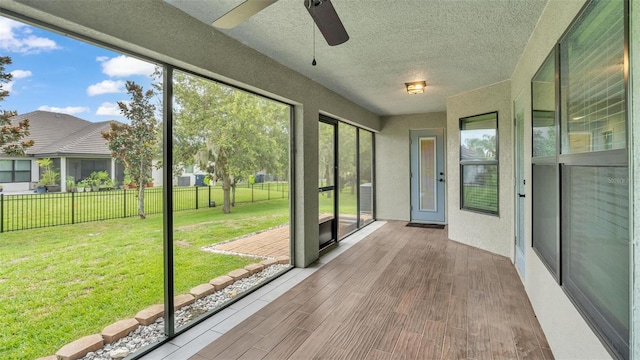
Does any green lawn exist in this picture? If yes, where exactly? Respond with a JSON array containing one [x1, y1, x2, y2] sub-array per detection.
[[0, 198, 289, 359]]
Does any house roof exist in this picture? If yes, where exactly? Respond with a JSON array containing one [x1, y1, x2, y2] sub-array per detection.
[[11, 110, 114, 157]]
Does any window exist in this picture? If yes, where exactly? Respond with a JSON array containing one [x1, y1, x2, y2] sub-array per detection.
[[459, 112, 498, 214], [531, 49, 559, 278], [1, 15, 293, 359], [0, 160, 31, 183], [358, 130, 374, 226], [559, 0, 628, 357], [530, 1, 629, 358]]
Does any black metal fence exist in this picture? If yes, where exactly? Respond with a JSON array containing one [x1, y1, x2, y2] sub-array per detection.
[[0, 182, 289, 233]]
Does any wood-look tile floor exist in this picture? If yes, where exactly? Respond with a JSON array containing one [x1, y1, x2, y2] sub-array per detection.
[[191, 221, 553, 360]]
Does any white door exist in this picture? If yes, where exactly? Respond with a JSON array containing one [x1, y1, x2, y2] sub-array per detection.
[[410, 129, 445, 223]]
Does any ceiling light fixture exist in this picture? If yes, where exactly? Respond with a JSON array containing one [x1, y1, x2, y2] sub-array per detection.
[[405, 81, 427, 94]]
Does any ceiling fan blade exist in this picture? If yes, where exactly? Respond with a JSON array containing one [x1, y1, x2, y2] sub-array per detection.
[[212, 0, 278, 29], [304, 0, 349, 46]]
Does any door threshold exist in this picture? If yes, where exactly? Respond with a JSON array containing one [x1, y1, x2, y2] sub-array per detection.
[[406, 222, 445, 229]]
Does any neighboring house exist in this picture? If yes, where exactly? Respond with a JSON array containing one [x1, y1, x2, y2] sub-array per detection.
[[0, 110, 124, 192]]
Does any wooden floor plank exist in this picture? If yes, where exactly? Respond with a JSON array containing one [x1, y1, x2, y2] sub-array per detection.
[[253, 310, 309, 352], [391, 329, 422, 360], [371, 311, 407, 353], [426, 292, 450, 323], [441, 326, 467, 360], [365, 349, 392, 360], [262, 327, 311, 360], [446, 295, 467, 330], [191, 221, 553, 360]]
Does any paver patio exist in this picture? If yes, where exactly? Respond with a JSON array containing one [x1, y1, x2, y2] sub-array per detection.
[[204, 226, 290, 258]]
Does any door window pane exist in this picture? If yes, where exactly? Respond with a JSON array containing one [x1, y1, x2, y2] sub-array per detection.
[[419, 137, 437, 211], [319, 122, 335, 188], [338, 122, 357, 238]]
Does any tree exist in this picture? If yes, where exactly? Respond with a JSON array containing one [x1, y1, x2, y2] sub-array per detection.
[[102, 81, 158, 219], [0, 56, 33, 156], [172, 72, 289, 214]]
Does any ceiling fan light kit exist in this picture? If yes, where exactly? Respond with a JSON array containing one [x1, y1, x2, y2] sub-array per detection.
[[405, 81, 427, 94]]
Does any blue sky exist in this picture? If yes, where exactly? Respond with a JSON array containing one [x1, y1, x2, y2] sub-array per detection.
[[0, 16, 158, 123]]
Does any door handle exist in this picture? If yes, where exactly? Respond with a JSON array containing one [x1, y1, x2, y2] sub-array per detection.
[[518, 193, 525, 198]]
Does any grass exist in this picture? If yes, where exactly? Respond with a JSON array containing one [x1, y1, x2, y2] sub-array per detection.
[[0, 198, 289, 359], [1, 182, 289, 232]]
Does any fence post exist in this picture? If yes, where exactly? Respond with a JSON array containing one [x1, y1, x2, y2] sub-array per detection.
[[268, 183, 270, 200], [195, 186, 199, 210], [71, 191, 75, 224], [0, 194, 3, 233], [208, 185, 211, 207], [251, 184, 254, 202], [123, 188, 127, 218]]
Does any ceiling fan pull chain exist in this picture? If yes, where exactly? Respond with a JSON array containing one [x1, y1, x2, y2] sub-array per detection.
[[312, 21, 317, 66]]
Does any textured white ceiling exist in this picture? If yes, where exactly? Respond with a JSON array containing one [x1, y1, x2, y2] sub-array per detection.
[[164, 0, 548, 116]]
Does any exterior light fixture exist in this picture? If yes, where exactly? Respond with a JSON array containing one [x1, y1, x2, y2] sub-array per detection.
[[405, 81, 427, 94]]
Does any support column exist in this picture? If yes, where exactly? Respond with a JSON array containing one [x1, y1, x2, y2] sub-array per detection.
[[293, 104, 320, 267], [110, 158, 116, 181], [60, 157, 67, 192]]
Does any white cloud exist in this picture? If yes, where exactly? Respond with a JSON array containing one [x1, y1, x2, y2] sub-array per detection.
[[87, 80, 125, 96], [10, 69, 32, 79], [37, 105, 90, 115], [96, 102, 124, 116], [98, 55, 155, 78], [0, 18, 59, 54], [2, 70, 31, 96], [3, 81, 14, 93], [96, 56, 109, 62]]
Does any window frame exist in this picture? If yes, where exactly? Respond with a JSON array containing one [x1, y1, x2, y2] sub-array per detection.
[[531, 46, 561, 282], [0, 159, 32, 183], [459, 111, 500, 215]]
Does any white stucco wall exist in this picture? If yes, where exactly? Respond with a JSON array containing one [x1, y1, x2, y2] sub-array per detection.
[[375, 113, 447, 221], [445, 80, 513, 258], [509, 0, 614, 359], [0, 0, 381, 267]]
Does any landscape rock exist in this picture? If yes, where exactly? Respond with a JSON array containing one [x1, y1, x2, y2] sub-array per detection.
[[108, 348, 129, 359]]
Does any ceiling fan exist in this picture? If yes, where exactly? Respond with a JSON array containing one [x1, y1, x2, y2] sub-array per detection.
[[212, 0, 349, 46]]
